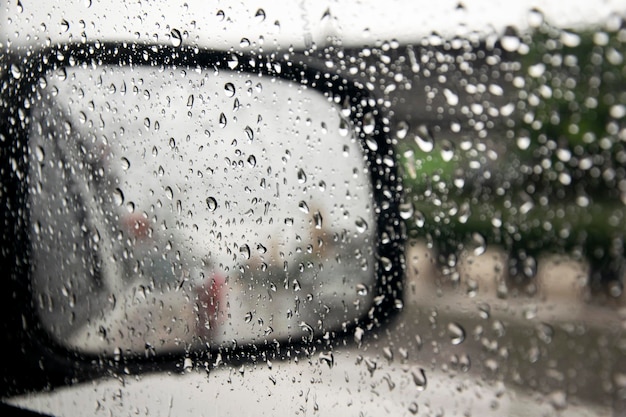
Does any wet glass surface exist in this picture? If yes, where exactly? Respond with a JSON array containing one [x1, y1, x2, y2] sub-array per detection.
[[3, 1, 626, 416]]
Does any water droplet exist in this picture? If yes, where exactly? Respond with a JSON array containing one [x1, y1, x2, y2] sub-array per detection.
[[298, 201, 309, 213], [356, 283, 368, 296], [362, 112, 375, 134], [10, 64, 21, 80], [244, 311, 253, 323], [471, 232, 487, 256], [164, 186, 173, 200], [297, 168, 307, 184], [255, 8, 266, 21], [355, 217, 368, 233], [206, 197, 218, 211], [240, 244, 251, 259], [37, 76, 47, 89], [240, 127, 252, 143], [447, 322, 465, 345], [365, 137, 378, 151], [34, 145, 45, 162], [477, 303, 491, 319], [338, 119, 350, 137], [399, 202, 414, 220], [454, 201, 469, 224], [120, 157, 130, 171], [186, 94, 194, 108], [219, 113, 227, 128], [364, 357, 377, 376], [112, 188, 124, 206], [537, 322, 554, 344], [528, 8, 544, 28], [60, 19, 70, 33], [408, 402, 419, 415], [517, 136, 531, 150], [414, 125, 434, 152], [299, 321, 314, 341], [245, 155, 256, 168], [354, 327, 364, 347], [383, 346, 393, 362], [411, 368, 427, 391], [319, 352, 334, 368], [413, 210, 425, 228], [453, 171, 465, 189], [227, 55, 239, 70], [170, 28, 182, 47], [560, 31, 581, 47], [313, 211, 323, 229], [459, 354, 471, 372], [440, 140, 455, 162], [61, 121, 71, 135], [415, 334, 423, 350], [443, 88, 459, 106], [396, 121, 409, 140], [500, 33, 521, 52], [224, 82, 236, 97]]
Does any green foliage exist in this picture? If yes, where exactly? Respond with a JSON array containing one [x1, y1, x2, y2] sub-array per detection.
[[401, 22, 626, 276]]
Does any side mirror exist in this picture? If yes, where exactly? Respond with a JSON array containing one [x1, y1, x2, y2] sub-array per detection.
[[5, 44, 403, 362]]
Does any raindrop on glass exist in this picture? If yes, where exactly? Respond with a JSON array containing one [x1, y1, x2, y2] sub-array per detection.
[[165, 186, 173, 200], [319, 352, 334, 369], [255, 8, 266, 21], [298, 201, 309, 214], [338, 119, 350, 137], [112, 188, 124, 206], [240, 244, 251, 260], [206, 197, 218, 211], [447, 322, 466, 345], [244, 311, 253, 323], [414, 125, 434, 152], [411, 368, 427, 391], [355, 217, 368, 233], [354, 327, 364, 346], [356, 283, 368, 296], [362, 112, 375, 134], [224, 82, 236, 97], [297, 168, 307, 184], [34, 145, 45, 162], [399, 202, 415, 220], [170, 28, 182, 47], [471, 232, 487, 256], [10, 64, 21, 80], [313, 211, 323, 229]]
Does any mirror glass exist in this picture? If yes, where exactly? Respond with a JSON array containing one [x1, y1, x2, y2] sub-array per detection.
[[28, 64, 376, 354]]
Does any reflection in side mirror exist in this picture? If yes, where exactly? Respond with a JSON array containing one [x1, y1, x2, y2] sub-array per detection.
[[25, 46, 403, 356]]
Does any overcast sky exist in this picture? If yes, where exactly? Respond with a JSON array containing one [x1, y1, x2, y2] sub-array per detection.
[[2, 0, 625, 50]]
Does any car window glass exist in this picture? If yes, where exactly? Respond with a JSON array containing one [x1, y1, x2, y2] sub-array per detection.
[[2, 1, 626, 416]]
